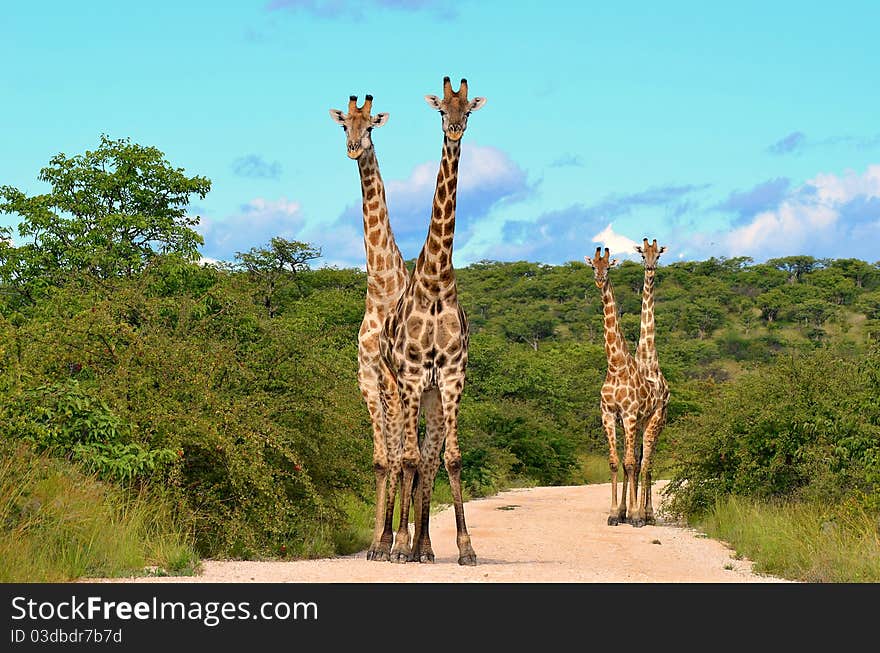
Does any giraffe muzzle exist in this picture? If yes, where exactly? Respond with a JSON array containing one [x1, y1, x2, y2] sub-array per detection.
[[446, 125, 464, 140]]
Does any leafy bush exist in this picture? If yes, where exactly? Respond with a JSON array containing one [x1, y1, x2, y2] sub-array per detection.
[[663, 345, 880, 518], [4, 381, 177, 483]]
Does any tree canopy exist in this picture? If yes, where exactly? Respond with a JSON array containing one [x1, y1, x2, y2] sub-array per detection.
[[0, 135, 210, 302]]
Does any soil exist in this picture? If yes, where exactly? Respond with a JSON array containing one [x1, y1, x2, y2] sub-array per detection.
[[94, 481, 788, 583]]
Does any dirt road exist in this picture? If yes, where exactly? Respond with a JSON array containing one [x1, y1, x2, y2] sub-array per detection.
[[101, 482, 787, 583]]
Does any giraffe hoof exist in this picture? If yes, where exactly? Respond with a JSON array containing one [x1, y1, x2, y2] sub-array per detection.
[[607, 516, 619, 526], [645, 515, 656, 526], [631, 517, 646, 528], [366, 549, 390, 562], [416, 552, 435, 564], [458, 554, 477, 566], [390, 551, 410, 564]]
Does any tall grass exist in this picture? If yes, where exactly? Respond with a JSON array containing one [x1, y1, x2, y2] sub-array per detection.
[[698, 495, 880, 582], [0, 443, 199, 582]]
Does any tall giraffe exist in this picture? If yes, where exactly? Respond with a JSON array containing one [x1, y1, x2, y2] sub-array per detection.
[[632, 237, 670, 526], [380, 76, 486, 565], [584, 247, 665, 527], [329, 95, 409, 561]]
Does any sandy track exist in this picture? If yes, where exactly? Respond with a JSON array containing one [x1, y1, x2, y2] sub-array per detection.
[[96, 482, 787, 583]]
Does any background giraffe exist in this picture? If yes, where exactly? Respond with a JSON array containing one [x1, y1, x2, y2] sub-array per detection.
[[584, 246, 663, 527], [380, 77, 486, 565], [632, 237, 670, 526], [329, 95, 409, 561]]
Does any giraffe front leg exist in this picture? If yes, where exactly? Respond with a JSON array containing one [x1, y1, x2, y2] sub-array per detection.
[[622, 414, 638, 525], [637, 408, 666, 527], [390, 383, 422, 563], [440, 383, 476, 566], [410, 389, 443, 563], [361, 379, 393, 562], [602, 410, 622, 526]]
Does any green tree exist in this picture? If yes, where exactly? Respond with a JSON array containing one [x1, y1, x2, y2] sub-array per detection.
[[234, 238, 322, 316], [0, 135, 210, 298], [766, 255, 821, 283]]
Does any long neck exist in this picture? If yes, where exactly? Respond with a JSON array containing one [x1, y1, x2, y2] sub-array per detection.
[[636, 267, 658, 371], [601, 279, 631, 369], [357, 146, 406, 295], [413, 136, 461, 295]]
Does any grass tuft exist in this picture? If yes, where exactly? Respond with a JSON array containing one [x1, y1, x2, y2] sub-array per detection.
[[0, 442, 199, 582], [698, 495, 880, 582]]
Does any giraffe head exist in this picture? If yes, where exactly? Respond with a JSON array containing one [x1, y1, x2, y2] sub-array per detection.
[[425, 76, 486, 141], [634, 238, 667, 271], [584, 247, 619, 289], [329, 94, 390, 159]]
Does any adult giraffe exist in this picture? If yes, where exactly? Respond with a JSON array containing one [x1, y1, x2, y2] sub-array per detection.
[[584, 247, 666, 527], [381, 77, 486, 565], [632, 238, 670, 526], [329, 94, 409, 560]]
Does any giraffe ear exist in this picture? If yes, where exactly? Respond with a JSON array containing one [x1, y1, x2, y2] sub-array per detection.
[[610, 258, 620, 267], [658, 246, 668, 254], [371, 112, 389, 128], [634, 245, 644, 254], [329, 109, 346, 125], [425, 95, 443, 110], [468, 97, 487, 112], [583, 256, 595, 268]]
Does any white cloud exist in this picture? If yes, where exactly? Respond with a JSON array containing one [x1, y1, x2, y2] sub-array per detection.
[[720, 164, 880, 259], [591, 223, 640, 257], [196, 196, 306, 260]]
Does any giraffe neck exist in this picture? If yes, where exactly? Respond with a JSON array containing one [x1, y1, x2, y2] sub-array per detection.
[[357, 146, 405, 298], [413, 136, 461, 295], [601, 279, 631, 369], [636, 268, 659, 372]]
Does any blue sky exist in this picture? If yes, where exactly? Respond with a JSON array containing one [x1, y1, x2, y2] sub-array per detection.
[[2, 1, 879, 267]]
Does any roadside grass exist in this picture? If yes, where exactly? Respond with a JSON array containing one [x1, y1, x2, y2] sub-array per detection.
[[575, 452, 674, 486], [332, 477, 466, 556], [0, 443, 199, 582], [577, 453, 610, 485], [697, 495, 880, 582]]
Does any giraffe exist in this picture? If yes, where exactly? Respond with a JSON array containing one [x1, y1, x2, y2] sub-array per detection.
[[632, 237, 670, 526], [380, 76, 486, 565], [329, 94, 409, 561], [584, 246, 667, 527]]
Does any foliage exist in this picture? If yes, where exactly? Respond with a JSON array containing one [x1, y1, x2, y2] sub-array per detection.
[[4, 380, 177, 482], [4, 136, 880, 569], [696, 495, 880, 582], [0, 135, 209, 304], [0, 440, 197, 582], [662, 345, 880, 517]]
